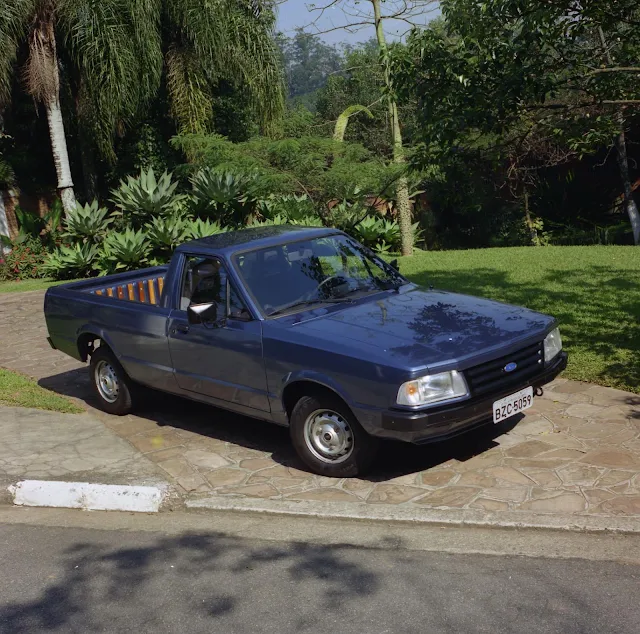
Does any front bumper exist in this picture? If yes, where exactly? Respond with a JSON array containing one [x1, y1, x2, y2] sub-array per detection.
[[376, 352, 568, 444]]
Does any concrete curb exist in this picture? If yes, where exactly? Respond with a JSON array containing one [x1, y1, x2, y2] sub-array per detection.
[[8, 480, 170, 513], [186, 494, 640, 535]]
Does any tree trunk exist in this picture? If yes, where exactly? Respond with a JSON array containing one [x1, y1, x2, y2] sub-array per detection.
[[598, 27, 639, 245], [33, 14, 77, 214], [614, 118, 640, 245], [371, 0, 413, 256], [45, 94, 77, 214], [0, 191, 10, 253], [523, 189, 539, 246]]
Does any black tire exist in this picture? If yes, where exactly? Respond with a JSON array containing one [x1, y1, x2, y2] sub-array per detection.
[[89, 346, 135, 416], [289, 393, 379, 477]]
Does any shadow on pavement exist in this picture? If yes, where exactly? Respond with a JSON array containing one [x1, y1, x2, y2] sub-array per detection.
[[0, 531, 379, 633], [39, 368, 520, 481]]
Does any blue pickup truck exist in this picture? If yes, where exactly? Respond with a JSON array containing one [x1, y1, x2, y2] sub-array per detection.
[[44, 226, 567, 477]]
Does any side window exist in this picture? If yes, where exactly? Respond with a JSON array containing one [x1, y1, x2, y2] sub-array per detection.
[[181, 256, 250, 320]]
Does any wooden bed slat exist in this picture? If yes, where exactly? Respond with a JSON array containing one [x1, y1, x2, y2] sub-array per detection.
[[147, 279, 157, 305], [137, 280, 146, 304]]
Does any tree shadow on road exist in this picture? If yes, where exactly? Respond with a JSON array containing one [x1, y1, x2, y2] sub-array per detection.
[[0, 531, 379, 633]]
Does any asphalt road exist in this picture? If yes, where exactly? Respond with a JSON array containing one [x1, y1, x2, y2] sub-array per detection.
[[0, 510, 638, 634]]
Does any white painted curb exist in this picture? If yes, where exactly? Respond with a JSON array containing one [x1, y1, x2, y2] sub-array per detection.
[[8, 480, 168, 513]]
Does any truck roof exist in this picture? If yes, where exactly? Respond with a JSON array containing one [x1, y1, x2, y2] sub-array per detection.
[[177, 225, 339, 256]]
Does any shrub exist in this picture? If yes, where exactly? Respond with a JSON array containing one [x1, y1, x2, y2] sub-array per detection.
[[111, 168, 187, 226], [0, 237, 49, 281], [189, 168, 261, 226], [63, 200, 113, 243], [99, 229, 151, 274], [146, 215, 188, 258], [184, 218, 228, 240], [44, 243, 98, 279]]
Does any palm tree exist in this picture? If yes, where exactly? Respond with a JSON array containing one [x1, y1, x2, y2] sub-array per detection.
[[1, 1, 284, 213]]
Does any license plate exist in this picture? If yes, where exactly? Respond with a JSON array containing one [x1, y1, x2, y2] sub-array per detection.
[[493, 387, 534, 423]]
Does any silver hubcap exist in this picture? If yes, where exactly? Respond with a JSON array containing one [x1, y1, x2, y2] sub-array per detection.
[[303, 409, 354, 464], [95, 360, 119, 403]]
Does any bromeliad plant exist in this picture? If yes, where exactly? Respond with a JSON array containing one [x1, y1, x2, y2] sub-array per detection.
[[112, 168, 188, 226], [44, 243, 99, 279], [99, 229, 151, 274], [189, 168, 261, 226], [184, 218, 228, 240], [146, 215, 188, 260], [63, 201, 113, 244]]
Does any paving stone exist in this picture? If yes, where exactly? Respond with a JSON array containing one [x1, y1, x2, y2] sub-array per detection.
[[385, 473, 420, 486], [520, 492, 586, 513], [564, 404, 608, 419], [579, 449, 640, 470], [272, 477, 308, 490], [521, 469, 563, 487], [204, 468, 247, 488], [556, 464, 604, 487], [582, 489, 618, 506], [568, 422, 628, 440], [420, 470, 457, 487], [600, 496, 640, 516], [146, 447, 188, 463], [512, 417, 555, 436], [288, 488, 357, 502], [367, 484, 425, 504], [416, 486, 479, 508], [470, 498, 510, 512], [535, 448, 586, 461], [504, 440, 556, 459], [342, 480, 374, 497], [550, 382, 591, 394], [223, 483, 279, 499], [485, 466, 533, 486], [128, 431, 184, 454], [239, 458, 277, 471], [455, 472, 497, 488], [183, 450, 230, 470], [482, 487, 528, 502]]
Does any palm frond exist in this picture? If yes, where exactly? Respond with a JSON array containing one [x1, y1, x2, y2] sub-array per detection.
[[165, 45, 214, 136], [0, 0, 36, 104], [57, 0, 162, 160], [166, 0, 284, 131]]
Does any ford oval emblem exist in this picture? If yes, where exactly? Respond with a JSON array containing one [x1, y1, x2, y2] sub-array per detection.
[[504, 362, 518, 373]]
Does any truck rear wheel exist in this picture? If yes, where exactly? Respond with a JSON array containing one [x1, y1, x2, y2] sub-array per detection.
[[89, 347, 134, 416], [289, 393, 379, 477]]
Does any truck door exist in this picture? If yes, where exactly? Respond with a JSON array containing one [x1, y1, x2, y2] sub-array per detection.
[[167, 255, 270, 413]]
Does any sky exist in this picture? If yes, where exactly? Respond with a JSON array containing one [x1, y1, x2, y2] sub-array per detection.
[[275, 0, 440, 45]]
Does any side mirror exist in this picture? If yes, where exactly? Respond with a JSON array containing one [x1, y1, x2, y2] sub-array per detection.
[[389, 259, 399, 272], [187, 302, 218, 325]]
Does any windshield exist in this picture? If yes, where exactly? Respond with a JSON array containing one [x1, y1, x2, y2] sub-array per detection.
[[234, 234, 407, 316]]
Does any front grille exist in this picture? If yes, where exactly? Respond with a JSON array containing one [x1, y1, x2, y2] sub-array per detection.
[[465, 341, 544, 397]]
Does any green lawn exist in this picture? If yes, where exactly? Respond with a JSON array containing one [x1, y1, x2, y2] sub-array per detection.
[[0, 278, 75, 294], [399, 245, 640, 394], [0, 368, 83, 413]]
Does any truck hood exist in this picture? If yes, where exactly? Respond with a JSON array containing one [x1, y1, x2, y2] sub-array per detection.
[[285, 287, 554, 371]]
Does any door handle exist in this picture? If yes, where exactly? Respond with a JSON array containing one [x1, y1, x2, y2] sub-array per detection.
[[173, 324, 190, 335]]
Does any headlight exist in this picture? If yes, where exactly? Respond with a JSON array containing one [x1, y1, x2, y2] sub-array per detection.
[[397, 371, 469, 407], [544, 327, 563, 364]]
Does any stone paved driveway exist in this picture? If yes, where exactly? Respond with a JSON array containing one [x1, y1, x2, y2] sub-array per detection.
[[1, 290, 639, 519]]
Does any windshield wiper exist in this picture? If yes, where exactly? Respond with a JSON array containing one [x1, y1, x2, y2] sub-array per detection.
[[268, 297, 353, 317]]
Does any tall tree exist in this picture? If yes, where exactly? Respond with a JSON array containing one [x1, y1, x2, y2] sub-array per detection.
[[394, 0, 640, 244], [309, 0, 438, 255], [1, 0, 284, 213]]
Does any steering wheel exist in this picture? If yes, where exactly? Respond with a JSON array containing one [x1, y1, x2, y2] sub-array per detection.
[[304, 275, 345, 301]]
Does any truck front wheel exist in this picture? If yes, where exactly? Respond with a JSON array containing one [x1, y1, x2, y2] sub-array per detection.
[[89, 347, 134, 416], [289, 394, 379, 477]]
